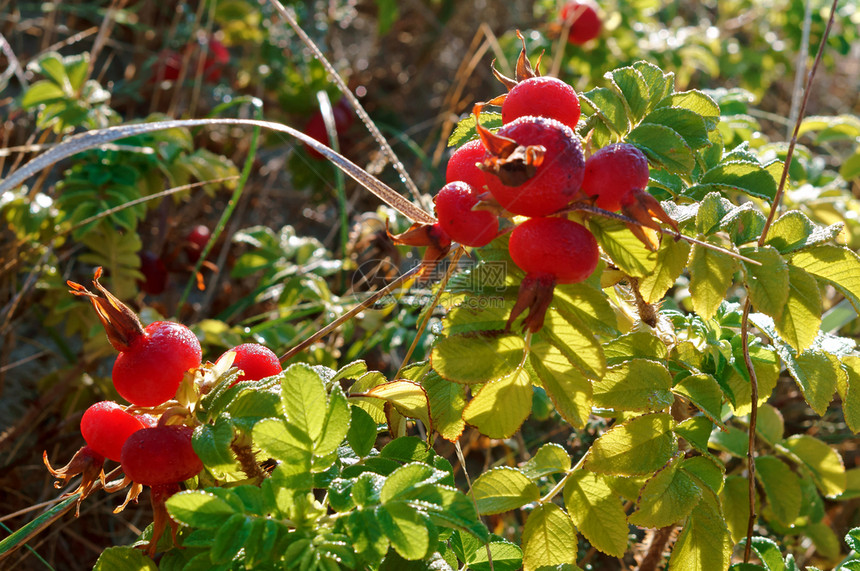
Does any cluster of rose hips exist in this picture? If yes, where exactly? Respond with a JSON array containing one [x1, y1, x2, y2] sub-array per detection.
[[45, 268, 283, 554], [399, 32, 674, 332]]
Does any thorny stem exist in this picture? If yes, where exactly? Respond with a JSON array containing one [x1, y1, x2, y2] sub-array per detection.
[[639, 526, 676, 571], [741, 0, 839, 561]]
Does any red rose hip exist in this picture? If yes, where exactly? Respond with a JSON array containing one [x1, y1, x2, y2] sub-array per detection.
[[509, 217, 598, 284], [502, 77, 581, 131], [561, 1, 601, 45], [581, 143, 650, 212], [434, 182, 499, 247], [446, 139, 489, 192], [223, 343, 283, 385], [112, 321, 202, 407], [121, 425, 202, 486], [81, 401, 148, 462]]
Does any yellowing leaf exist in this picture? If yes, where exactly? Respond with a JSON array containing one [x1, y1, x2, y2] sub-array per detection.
[[471, 467, 540, 515], [563, 471, 629, 557], [672, 373, 727, 429], [755, 456, 802, 526], [588, 217, 657, 278], [463, 367, 532, 438], [592, 359, 674, 412], [790, 245, 860, 314], [530, 342, 593, 429], [584, 413, 677, 476], [638, 238, 692, 304], [432, 334, 525, 385], [720, 476, 756, 543], [839, 355, 860, 434], [668, 490, 732, 571], [740, 245, 789, 319], [783, 435, 846, 498], [628, 455, 702, 528], [521, 443, 571, 480], [542, 305, 606, 379], [774, 266, 821, 352], [422, 371, 466, 442], [522, 503, 581, 571], [364, 380, 430, 428], [688, 238, 736, 320]]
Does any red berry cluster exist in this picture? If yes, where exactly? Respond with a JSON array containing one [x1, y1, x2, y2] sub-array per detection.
[[418, 32, 676, 332], [45, 268, 284, 555]]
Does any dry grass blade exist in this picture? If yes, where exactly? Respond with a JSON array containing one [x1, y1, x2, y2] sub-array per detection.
[[0, 118, 436, 225]]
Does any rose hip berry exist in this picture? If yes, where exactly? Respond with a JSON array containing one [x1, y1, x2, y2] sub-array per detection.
[[185, 225, 211, 263], [506, 217, 600, 332], [223, 343, 283, 384], [80, 401, 148, 462], [434, 182, 499, 248], [121, 425, 202, 486], [479, 114, 586, 217], [561, 1, 601, 45], [581, 143, 651, 212], [502, 77, 581, 131], [112, 321, 202, 407], [509, 217, 599, 284], [446, 139, 489, 192]]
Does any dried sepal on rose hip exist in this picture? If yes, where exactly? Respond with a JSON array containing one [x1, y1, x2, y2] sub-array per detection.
[[487, 31, 581, 131], [387, 221, 452, 278], [580, 143, 679, 250], [506, 217, 599, 332], [474, 103, 586, 217], [43, 446, 105, 515], [68, 268, 202, 407]]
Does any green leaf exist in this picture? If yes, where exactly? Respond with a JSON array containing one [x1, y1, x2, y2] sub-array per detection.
[[281, 363, 327, 445], [747, 537, 786, 571], [315, 383, 351, 457], [20, 81, 68, 107], [541, 306, 606, 379], [696, 192, 734, 235], [839, 356, 860, 434], [674, 416, 714, 453], [584, 413, 677, 475], [464, 538, 523, 571], [658, 90, 720, 129], [766, 211, 843, 255], [672, 373, 727, 429], [782, 435, 846, 498], [643, 107, 711, 149], [166, 491, 236, 528], [471, 466, 540, 515], [432, 334, 525, 384], [756, 404, 785, 445], [607, 66, 650, 123], [588, 216, 657, 278], [422, 371, 467, 441], [381, 463, 445, 504], [563, 471, 628, 557], [581, 87, 630, 134], [93, 547, 159, 571], [627, 123, 696, 174], [378, 502, 431, 560], [841, 150, 860, 181], [681, 456, 724, 495], [463, 366, 532, 438], [193, 416, 238, 478], [351, 472, 385, 507], [668, 490, 732, 571], [721, 476, 755, 544], [688, 238, 737, 320], [632, 61, 674, 109], [755, 456, 802, 526], [211, 513, 251, 564], [348, 405, 377, 457], [554, 282, 620, 338], [448, 111, 503, 148], [628, 455, 702, 528], [721, 205, 767, 246], [807, 521, 841, 560], [603, 331, 668, 365], [725, 337, 780, 417], [773, 265, 821, 352], [740, 246, 789, 319], [521, 503, 580, 571], [530, 342, 593, 429], [790, 245, 860, 314], [406, 485, 488, 541], [365, 380, 431, 427], [521, 443, 572, 481], [592, 359, 674, 412], [637, 238, 692, 304], [791, 350, 839, 416], [699, 161, 777, 201]]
